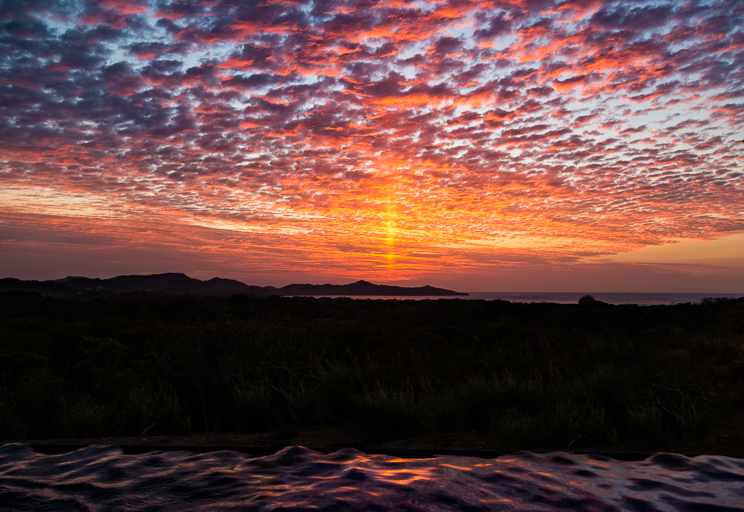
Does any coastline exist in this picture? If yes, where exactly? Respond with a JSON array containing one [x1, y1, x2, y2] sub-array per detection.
[[282, 292, 744, 305]]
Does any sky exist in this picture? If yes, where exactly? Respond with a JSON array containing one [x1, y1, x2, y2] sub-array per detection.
[[1, 0, 743, 292]]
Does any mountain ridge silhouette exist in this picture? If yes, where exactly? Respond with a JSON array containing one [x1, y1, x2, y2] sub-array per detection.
[[0, 273, 468, 297]]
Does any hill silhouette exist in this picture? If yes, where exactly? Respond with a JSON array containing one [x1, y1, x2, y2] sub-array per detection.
[[279, 279, 467, 296], [0, 274, 467, 297]]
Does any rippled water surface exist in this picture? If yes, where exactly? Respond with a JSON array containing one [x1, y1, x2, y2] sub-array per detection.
[[2, 444, 744, 511]]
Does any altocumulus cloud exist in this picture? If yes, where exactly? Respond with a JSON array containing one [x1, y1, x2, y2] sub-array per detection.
[[1, 0, 743, 286]]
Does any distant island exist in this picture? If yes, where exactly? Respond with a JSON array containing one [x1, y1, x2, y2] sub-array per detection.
[[277, 280, 468, 296], [0, 273, 468, 297]]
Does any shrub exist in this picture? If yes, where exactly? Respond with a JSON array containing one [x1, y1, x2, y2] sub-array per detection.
[[492, 408, 542, 448], [582, 405, 616, 446], [352, 386, 421, 439], [423, 388, 463, 431], [232, 383, 272, 431], [58, 396, 114, 438], [118, 387, 156, 436], [316, 359, 373, 423], [13, 368, 67, 438], [626, 404, 665, 444], [545, 402, 581, 448], [284, 385, 317, 426], [154, 386, 190, 435]]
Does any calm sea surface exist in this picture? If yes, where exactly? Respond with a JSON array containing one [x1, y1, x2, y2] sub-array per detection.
[[302, 292, 744, 305], [1, 444, 743, 511]]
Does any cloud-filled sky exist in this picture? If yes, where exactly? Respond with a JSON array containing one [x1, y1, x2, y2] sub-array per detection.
[[1, 0, 743, 291]]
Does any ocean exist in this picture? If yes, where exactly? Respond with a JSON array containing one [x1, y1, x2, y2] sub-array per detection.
[[301, 292, 744, 306], [1, 444, 743, 511]]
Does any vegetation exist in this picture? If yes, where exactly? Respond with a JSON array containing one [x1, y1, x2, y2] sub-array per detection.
[[1, 291, 743, 450]]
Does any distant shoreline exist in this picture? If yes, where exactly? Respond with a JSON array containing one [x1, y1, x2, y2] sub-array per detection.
[[1, 274, 741, 305], [461, 291, 744, 306], [280, 291, 744, 306]]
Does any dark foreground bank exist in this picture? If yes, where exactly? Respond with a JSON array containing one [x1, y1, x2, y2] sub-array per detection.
[[2, 291, 744, 453]]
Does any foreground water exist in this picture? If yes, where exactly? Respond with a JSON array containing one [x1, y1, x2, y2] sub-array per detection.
[[1, 445, 743, 511]]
